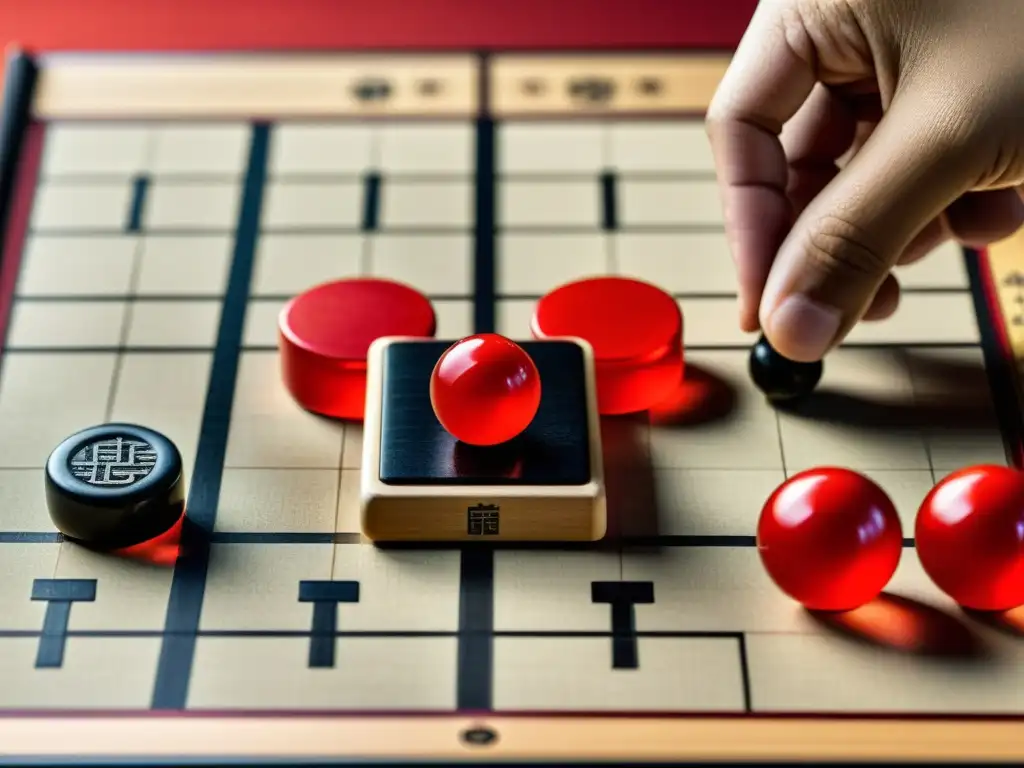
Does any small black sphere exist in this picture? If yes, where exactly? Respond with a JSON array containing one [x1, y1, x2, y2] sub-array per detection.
[[748, 334, 823, 402], [45, 423, 185, 550]]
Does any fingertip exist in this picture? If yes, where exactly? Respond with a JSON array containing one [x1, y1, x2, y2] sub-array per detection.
[[762, 293, 842, 363]]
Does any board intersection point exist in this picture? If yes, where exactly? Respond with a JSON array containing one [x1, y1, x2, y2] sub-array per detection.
[[0, 37, 1023, 767]]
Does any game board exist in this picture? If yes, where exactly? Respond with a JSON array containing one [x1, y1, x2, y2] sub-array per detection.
[[1, 46, 1024, 766]]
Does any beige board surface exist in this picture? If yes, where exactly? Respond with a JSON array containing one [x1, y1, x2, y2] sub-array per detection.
[[1, 52, 1023, 762]]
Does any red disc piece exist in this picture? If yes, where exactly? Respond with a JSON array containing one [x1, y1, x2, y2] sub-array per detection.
[[757, 467, 903, 611], [279, 278, 435, 420], [915, 464, 1024, 611], [530, 276, 682, 414], [430, 333, 541, 446]]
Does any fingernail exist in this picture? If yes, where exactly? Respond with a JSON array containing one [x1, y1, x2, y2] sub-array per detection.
[[766, 294, 842, 361]]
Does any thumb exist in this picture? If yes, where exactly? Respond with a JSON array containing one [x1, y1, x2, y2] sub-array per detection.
[[759, 86, 979, 362]]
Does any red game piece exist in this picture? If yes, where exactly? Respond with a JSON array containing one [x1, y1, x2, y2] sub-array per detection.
[[279, 278, 435, 420], [915, 464, 1024, 611], [530, 276, 682, 415], [430, 333, 541, 446], [757, 467, 903, 611]]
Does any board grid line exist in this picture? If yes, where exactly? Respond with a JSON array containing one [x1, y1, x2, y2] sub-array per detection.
[[149, 122, 270, 710], [21, 224, 737, 235], [455, 50, 497, 713], [0, 341, 990, 354], [33, 173, 731, 184], [0, 629, 748, 639], [1, 292, 975, 307], [0, 532, 923, 548], [12, 293, 480, 303]]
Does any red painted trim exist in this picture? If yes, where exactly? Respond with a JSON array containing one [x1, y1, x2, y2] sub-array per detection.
[[976, 247, 1024, 469], [0, 121, 42, 359]]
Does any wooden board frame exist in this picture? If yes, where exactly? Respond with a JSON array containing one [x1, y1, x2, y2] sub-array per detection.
[[2, 47, 1024, 766]]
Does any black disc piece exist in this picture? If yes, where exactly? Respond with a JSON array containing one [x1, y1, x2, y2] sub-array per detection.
[[45, 423, 185, 549]]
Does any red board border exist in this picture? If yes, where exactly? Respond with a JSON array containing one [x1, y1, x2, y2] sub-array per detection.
[[1, 0, 757, 55]]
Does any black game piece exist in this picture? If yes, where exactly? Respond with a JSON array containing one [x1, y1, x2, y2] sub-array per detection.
[[45, 423, 186, 549], [749, 333, 823, 403]]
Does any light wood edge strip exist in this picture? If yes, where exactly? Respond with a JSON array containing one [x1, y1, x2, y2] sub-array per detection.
[[988, 230, 1024, 368], [0, 717, 1022, 760], [30, 53, 480, 119], [29, 52, 731, 120], [490, 53, 730, 116]]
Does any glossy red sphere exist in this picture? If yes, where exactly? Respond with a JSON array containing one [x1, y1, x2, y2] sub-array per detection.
[[757, 467, 903, 611], [915, 464, 1024, 611], [430, 334, 541, 446]]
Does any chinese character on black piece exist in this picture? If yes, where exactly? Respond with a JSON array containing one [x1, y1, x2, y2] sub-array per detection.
[[467, 503, 500, 536]]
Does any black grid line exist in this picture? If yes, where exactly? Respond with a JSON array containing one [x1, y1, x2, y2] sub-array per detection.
[[149, 123, 270, 709], [456, 51, 496, 712], [0, 532, 922, 548], [24, 169, 723, 183], [125, 175, 149, 233], [360, 172, 381, 231], [492, 288, 971, 301], [24, 223, 734, 236], [0, 340, 988, 356], [12, 293, 469, 303], [8, 286, 974, 304], [0, 629, 747, 640]]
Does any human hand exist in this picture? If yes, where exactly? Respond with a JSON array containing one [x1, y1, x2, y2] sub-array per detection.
[[706, 0, 1024, 361]]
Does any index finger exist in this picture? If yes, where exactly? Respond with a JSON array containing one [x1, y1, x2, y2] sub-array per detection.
[[705, 1, 819, 331]]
